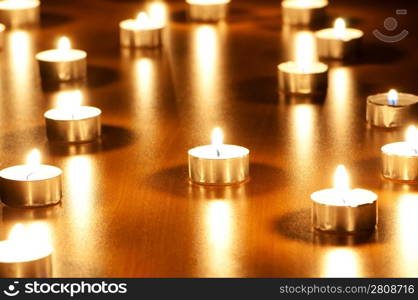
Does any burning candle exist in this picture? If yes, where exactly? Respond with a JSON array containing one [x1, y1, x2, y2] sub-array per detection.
[[188, 127, 249, 185], [381, 125, 418, 181], [0, 223, 52, 277], [0, 0, 40, 28], [119, 12, 164, 48], [0, 149, 62, 207], [315, 18, 363, 59], [311, 165, 378, 233], [44, 90, 102, 143], [36, 36, 87, 82], [281, 0, 328, 27], [367, 89, 418, 128], [186, 0, 230, 22]]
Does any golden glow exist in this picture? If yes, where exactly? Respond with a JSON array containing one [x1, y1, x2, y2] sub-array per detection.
[[0, 223, 52, 263], [405, 125, 418, 144], [211, 127, 223, 147], [26, 149, 41, 166], [333, 165, 350, 192], [334, 18, 346, 39], [195, 26, 217, 76], [57, 36, 71, 51], [146, 1, 168, 26], [294, 31, 316, 71], [56, 90, 83, 110], [387, 89, 398, 105], [321, 248, 361, 277], [136, 12, 149, 25]]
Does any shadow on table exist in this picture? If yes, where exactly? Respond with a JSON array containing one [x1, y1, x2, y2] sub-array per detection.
[[274, 207, 388, 246], [146, 162, 287, 198], [40, 12, 73, 28], [171, 7, 250, 24], [47, 125, 136, 156], [1, 203, 61, 223]]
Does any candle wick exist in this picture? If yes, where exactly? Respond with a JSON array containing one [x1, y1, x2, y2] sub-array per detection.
[[26, 171, 35, 181], [216, 148, 220, 157]]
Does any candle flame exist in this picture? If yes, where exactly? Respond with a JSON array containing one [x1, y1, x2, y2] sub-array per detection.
[[295, 32, 316, 73], [56, 90, 83, 110], [334, 18, 346, 39], [57, 36, 71, 51], [136, 12, 149, 25], [211, 127, 224, 147], [333, 165, 350, 193], [387, 89, 398, 106], [406, 125, 418, 144], [26, 149, 41, 166]]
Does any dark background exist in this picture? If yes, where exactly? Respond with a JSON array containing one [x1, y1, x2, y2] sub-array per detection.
[[0, 0, 417, 277]]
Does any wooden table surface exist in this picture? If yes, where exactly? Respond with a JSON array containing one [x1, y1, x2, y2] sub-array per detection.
[[0, 0, 418, 277]]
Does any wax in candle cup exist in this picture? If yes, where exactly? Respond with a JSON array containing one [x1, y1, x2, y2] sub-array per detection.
[[0, 149, 62, 207], [186, 0, 231, 22], [381, 126, 418, 182], [0, 0, 40, 28], [36, 37, 87, 82], [188, 128, 249, 185], [44, 106, 102, 143], [281, 0, 328, 27], [367, 90, 418, 128], [311, 165, 378, 233], [0, 223, 52, 277], [315, 18, 363, 59], [278, 61, 328, 94], [120, 12, 164, 48]]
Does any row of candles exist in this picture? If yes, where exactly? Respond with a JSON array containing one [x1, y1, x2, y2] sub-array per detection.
[[0, 0, 416, 276]]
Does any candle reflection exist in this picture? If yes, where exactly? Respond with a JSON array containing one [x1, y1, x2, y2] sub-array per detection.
[[321, 248, 361, 277], [396, 194, 418, 275]]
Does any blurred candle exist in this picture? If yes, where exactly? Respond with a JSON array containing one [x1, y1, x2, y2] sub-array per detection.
[[119, 12, 164, 48], [0, 223, 52, 277], [381, 125, 418, 181], [316, 18, 363, 59], [367, 89, 418, 128], [44, 90, 102, 143], [36, 36, 87, 82], [186, 0, 230, 22], [188, 127, 249, 185], [0, 0, 40, 28], [0, 23, 4, 48], [281, 0, 328, 27], [311, 165, 378, 233], [0, 149, 62, 207]]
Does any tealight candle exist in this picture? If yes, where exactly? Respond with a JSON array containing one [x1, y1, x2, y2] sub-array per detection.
[[0, 0, 40, 28], [120, 12, 164, 48], [0, 149, 62, 207], [281, 0, 328, 27], [278, 60, 328, 94], [44, 91, 102, 143], [311, 165, 378, 233], [381, 125, 418, 182], [188, 127, 249, 185], [36, 36, 87, 82], [0, 223, 52, 277], [186, 0, 230, 22], [367, 89, 418, 128], [316, 18, 363, 59]]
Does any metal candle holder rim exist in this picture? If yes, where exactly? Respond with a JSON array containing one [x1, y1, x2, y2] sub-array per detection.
[[0, 165, 62, 182], [43, 106, 102, 121], [381, 143, 418, 159], [367, 92, 418, 106]]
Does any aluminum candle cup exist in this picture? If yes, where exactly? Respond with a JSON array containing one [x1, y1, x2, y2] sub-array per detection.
[[0, 0, 40, 28], [44, 106, 102, 143], [186, 0, 230, 22], [0, 224, 53, 278], [278, 61, 328, 94], [188, 145, 249, 185], [315, 19, 363, 59], [36, 37, 87, 82], [0, 150, 62, 207], [366, 91, 418, 128], [311, 189, 378, 233], [120, 12, 163, 48], [281, 0, 328, 27]]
